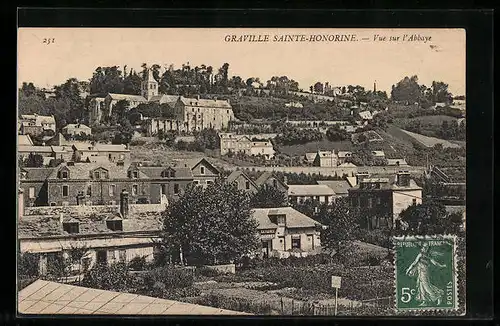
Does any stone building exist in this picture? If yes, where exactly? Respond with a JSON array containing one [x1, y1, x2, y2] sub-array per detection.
[[347, 171, 423, 229]]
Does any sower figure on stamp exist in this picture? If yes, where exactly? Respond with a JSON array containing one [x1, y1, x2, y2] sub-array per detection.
[[405, 242, 446, 306]]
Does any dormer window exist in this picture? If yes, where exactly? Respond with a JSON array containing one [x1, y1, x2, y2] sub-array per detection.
[[94, 171, 100, 179], [63, 222, 79, 234], [200, 166, 205, 175], [133, 171, 138, 179], [61, 171, 68, 179], [106, 219, 123, 231]]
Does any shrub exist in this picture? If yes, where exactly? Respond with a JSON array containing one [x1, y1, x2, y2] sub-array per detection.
[[82, 262, 137, 292], [142, 266, 194, 290], [128, 256, 147, 271]]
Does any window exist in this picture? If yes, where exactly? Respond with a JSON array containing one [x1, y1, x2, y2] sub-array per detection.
[[193, 181, 199, 185], [119, 249, 126, 263], [109, 184, 116, 197], [106, 220, 123, 231], [63, 222, 79, 234], [94, 171, 100, 179], [87, 185, 92, 196], [206, 180, 213, 186], [277, 215, 285, 226], [368, 198, 372, 208], [132, 185, 138, 196], [245, 181, 250, 190], [132, 171, 138, 179], [62, 185, 69, 197], [200, 166, 205, 175], [377, 197, 381, 205], [161, 184, 167, 195], [174, 183, 179, 194], [61, 171, 68, 179], [412, 198, 417, 205], [291, 238, 301, 249], [109, 250, 116, 261], [29, 187, 35, 199], [50, 202, 56, 206]]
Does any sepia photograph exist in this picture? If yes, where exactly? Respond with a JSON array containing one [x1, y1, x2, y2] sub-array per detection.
[[17, 27, 466, 316]]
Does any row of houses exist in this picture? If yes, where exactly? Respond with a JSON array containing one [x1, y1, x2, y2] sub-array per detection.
[[303, 149, 408, 168], [18, 134, 131, 166], [219, 133, 275, 160]]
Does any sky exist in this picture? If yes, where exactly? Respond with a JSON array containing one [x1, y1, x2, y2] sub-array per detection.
[[17, 28, 466, 96]]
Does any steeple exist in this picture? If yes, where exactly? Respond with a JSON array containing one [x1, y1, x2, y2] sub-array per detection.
[[141, 67, 158, 100], [373, 80, 377, 92]]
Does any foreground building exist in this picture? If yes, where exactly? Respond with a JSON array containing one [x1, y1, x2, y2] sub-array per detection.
[[347, 171, 423, 229], [287, 184, 336, 205], [19, 114, 57, 136], [18, 189, 164, 275], [251, 207, 323, 258], [18, 158, 218, 207]]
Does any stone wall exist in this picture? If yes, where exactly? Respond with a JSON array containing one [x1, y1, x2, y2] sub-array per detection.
[[24, 203, 166, 217]]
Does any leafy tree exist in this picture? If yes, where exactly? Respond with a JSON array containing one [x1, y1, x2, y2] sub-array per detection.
[[161, 180, 259, 266], [194, 128, 220, 150], [313, 82, 324, 94], [391, 75, 423, 103], [326, 125, 349, 142], [122, 69, 142, 95], [25, 153, 44, 167], [18, 252, 40, 278], [67, 243, 91, 284], [250, 185, 288, 208], [319, 197, 361, 255], [89, 66, 124, 94], [398, 200, 462, 235], [431, 81, 453, 104], [112, 118, 134, 145]]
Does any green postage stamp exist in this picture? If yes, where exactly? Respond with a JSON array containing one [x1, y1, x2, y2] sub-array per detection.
[[394, 235, 458, 311]]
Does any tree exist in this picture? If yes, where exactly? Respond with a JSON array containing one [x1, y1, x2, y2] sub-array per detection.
[[326, 125, 349, 142], [250, 185, 288, 208], [313, 82, 324, 94], [109, 100, 130, 125], [194, 128, 219, 150], [162, 180, 259, 266], [25, 153, 44, 167], [391, 75, 422, 103], [112, 118, 134, 145], [123, 70, 142, 95], [319, 197, 361, 255], [398, 200, 462, 235], [68, 243, 91, 284], [431, 81, 453, 104]]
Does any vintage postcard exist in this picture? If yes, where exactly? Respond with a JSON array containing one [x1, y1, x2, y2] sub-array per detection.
[[17, 28, 466, 316]]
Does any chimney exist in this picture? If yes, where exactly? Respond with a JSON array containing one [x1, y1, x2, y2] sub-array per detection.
[[120, 189, 129, 218], [18, 188, 24, 221], [196, 95, 200, 100], [396, 171, 411, 187], [125, 143, 129, 150], [356, 172, 370, 186]]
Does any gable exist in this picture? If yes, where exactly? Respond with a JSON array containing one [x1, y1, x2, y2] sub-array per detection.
[[192, 159, 219, 176]]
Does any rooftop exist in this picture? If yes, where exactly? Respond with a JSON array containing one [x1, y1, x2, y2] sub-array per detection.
[[18, 280, 248, 315], [180, 96, 232, 109], [18, 135, 34, 146], [287, 185, 336, 197], [316, 180, 352, 195], [251, 207, 322, 230], [18, 211, 163, 239], [107, 93, 148, 102]]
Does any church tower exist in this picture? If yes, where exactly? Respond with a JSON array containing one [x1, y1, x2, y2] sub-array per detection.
[[141, 68, 158, 100], [373, 80, 377, 92]]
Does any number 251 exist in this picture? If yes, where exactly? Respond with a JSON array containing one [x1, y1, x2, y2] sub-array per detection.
[[43, 38, 55, 45]]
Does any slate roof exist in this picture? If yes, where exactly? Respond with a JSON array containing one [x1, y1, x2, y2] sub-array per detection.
[[226, 170, 257, 187], [316, 180, 352, 195], [107, 93, 148, 102], [18, 280, 249, 315], [46, 162, 148, 180], [358, 111, 373, 120], [18, 211, 163, 239], [138, 166, 193, 179], [287, 185, 336, 197], [21, 167, 56, 181], [72, 143, 129, 152], [178, 158, 220, 174], [338, 162, 357, 167], [371, 151, 385, 157], [251, 207, 322, 230], [62, 123, 91, 131], [179, 96, 232, 109]]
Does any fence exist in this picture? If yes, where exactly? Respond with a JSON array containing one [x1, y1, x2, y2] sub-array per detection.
[[192, 292, 393, 316]]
